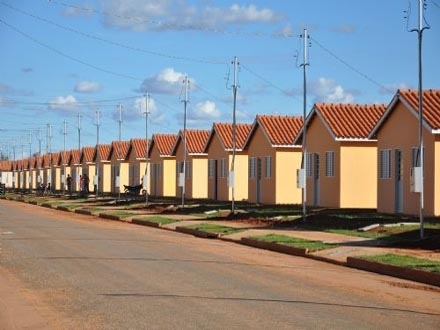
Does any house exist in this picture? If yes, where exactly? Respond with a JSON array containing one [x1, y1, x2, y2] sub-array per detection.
[[244, 115, 303, 205], [60, 150, 71, 193], [81, 146, 96, 193], [109, 140, 130, 194], [94, 144, 112, 194], [126, 138, 150, 189], [369, 89, 440, 216], [149, 133, 177, 197], [172, 129, 210, 199], [204, 123, 252, 201], [69, 149, 82, 192], [295, 102, 386, 209]]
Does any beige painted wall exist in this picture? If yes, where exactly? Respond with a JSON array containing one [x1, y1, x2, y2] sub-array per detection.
[[435, 138, 440, 216], [275, 150, 302, 204], [340, 143, 377, 208], [229, 153, 248, 201], [306, 115, 340, 207], [376, 102, 437, 216], [206, 134, 229, 201], [191, 157, 208, 199], [163, 158, 176, 197]]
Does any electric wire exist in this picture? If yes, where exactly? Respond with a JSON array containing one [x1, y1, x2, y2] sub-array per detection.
[[0, 1, 227, 65], [0, 17, 143, 82], [310, 36, 393, 93]]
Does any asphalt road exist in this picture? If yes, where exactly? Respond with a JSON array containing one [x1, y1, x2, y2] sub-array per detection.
[[1, 199, 440, 330]]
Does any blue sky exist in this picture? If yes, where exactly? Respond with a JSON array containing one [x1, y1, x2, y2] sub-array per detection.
[[0, 0, 439, 159]]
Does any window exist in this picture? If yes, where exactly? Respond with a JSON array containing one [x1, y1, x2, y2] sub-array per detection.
[[306, 153, 312, 178], [220, 158, 227, 178], [265, 156, 272, 178], [249, 157, 256, 179], [379, 149, 391, 179], [185, 161, 191, 178], [325, 151, 334, 177], [208, 159, 215, 178]]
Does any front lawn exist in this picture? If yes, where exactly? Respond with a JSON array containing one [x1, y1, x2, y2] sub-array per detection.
[[250, 233, 336, 252], [360, 253, 440, 273]]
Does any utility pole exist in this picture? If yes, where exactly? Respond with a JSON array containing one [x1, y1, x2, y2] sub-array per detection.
[[117, 104, 123, 200], [181, 76, 189, 208], [28, 131, 32, 192], [37, 128, 42, 156], [94, 110, 100, 197], [410, 0, 430, 239], [230, 56, 239, 214], [144, 93, 150, 205], [300, 29, 310, 220], [63, 119, 67, 195], [77, 113, 82, 192], [47, 124, 52, 193]]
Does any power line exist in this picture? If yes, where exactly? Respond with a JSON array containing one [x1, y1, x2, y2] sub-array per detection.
[[0, 1, 227, 65], [310, 36, 392, 93], [0, 17, 143, 82], [47, 0, 295, 39]]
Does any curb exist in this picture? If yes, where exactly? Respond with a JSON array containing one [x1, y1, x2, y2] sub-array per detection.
[[240, 237, 308, 257], [132, 218, 161, 228], [347, 257, 440, 287], [175, 226, 219, 239]]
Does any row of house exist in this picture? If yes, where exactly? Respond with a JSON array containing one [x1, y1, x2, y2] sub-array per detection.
[[1, 89, 439, 216]]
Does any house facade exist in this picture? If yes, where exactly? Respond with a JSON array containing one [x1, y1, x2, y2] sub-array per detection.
[[370, 89, 440, 216], [149, 134, 177, 197], [109, 141, 130, 194], [204, 123, 252, 202], [244, 115, 303, 205], [127, 138, 149, 190], [296, 103, 386, 209], [95, 144, 112, 194], [173, 129, 210, 199]]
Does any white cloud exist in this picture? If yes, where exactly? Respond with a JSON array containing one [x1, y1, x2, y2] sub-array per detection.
[[273, 23, 294, 38], [74, 81, 101, 93], [101, 1, 281, 32], [140, 68, 192, 95], [63, 2, 94, 17], [49, 95, 78, 111], [187, 100, 221, 127], [310, 78, 355, 103], [119, 96, 165, 125], [379, 83, 412, 95]]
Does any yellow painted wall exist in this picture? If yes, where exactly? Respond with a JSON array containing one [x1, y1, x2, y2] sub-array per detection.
[[376, 102, 437, 216], [306, 115, 340, 207], [191, 157, 208, 199], [434, 137, 440, 216], [55, 167, 61, 190], [228, 153, 248, 201], [163, 158, 176, 197], [101, 163, 111, 193], [275, 150, 302, 204], [206, 134, 229, 201], [340, 143, 377, 208], [119, 163, 129, 193]]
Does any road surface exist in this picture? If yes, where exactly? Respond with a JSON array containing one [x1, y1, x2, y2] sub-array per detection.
[[1, 199, 439, 329]]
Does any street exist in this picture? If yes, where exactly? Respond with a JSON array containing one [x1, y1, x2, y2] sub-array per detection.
[[1, 199, 440, 330]]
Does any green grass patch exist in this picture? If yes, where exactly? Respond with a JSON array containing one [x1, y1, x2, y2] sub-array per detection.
[[134, 216, 177, 225], [360, 253, 440, 273], [104, 210, 137, 218], [251, 233, 336, 252], [189, 223, 243, 235]]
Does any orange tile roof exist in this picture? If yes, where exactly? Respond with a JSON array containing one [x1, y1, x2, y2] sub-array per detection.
[[95, 144, 111, 161], [174, 129, 210, 154], [36, 156, 43, 168], [314, 103, 386, 140], [210, 122, 252, 151], [111, 141, 130, 160], [42, 154, 51, 167], [130, 138, 150, 159], [81, 146, 95, 163], [60, 150, 70, 165], [51, 152, 60, 166], [398, 89, 440, 130], [152, 134, 178, 156], [70, 149, 81, 165], [247, 115, 303, 147]]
